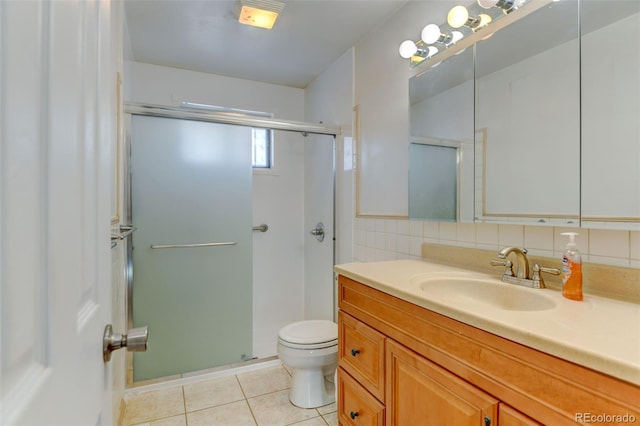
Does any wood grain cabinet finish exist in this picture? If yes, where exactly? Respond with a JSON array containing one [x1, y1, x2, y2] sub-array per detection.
[[338, 368, 385, 426], [337, 274, 640, 425], [339, 311, 386, 401], [498, 404, 542, 426], [386, 339, 498, 426]]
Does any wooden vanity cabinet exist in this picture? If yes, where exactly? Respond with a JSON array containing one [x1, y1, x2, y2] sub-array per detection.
[[337, 274, 640, 425]]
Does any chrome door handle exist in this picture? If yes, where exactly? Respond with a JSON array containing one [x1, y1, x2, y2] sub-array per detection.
[[309, 222, 325, 242], [103, 324, 148, 362]]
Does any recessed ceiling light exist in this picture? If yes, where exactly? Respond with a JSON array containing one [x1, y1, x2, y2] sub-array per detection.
[[234, 0, 285, 30]]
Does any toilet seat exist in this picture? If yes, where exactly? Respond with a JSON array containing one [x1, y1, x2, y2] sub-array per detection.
[[278, 320, 337, 350]]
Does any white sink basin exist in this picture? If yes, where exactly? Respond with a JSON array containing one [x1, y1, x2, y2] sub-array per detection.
[[410, 272, 557, 312]]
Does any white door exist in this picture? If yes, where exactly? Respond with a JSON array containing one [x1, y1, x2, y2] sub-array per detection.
[[1, 1, 118, 425]]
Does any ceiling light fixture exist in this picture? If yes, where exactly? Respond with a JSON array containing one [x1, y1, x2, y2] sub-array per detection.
[[234, 0, 285, 29]]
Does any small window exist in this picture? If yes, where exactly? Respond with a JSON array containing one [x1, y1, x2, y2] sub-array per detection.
[[252, 128, 273, 169]]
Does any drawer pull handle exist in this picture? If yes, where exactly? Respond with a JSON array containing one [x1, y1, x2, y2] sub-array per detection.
[[350, 411, 359, 420], [351, 349, 360, 356]]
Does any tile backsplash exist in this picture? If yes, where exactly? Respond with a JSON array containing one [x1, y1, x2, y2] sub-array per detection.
[[353, 219, 640, 269]]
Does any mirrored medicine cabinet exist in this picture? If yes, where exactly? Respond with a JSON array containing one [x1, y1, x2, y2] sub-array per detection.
[[408, 0, 640, 230]]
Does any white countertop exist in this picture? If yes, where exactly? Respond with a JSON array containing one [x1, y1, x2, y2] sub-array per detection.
[[335, 259, 640, 386]]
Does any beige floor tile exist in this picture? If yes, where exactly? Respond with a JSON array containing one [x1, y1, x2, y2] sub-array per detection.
[[322, 412, 337, 426], [290, 417, 328, 426], [187, 400, 257, 426], [124, 386, 185, 425], [183, 375, 245, 412], [131, 414, 188, 426], [237, 366, 291, 398], [316, 402, 336, 416], [248, 389, 317, 425]]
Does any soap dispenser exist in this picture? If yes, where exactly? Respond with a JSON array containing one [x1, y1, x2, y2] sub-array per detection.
[[561, 232, 583, 301]]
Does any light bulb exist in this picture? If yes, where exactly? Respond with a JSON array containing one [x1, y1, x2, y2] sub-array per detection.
[[478, 13, 492, 28], [451, 30, 464, 43], [477, 0, 498, 8], [421, 24, 442, 44], [398, 40, 418, 59], [427, 46, 439, 57], [447, 6, 469, 28]]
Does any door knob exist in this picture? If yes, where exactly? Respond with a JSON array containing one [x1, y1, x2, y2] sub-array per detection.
[[103, 324, 148, 362], [309, 222, 325, 242]]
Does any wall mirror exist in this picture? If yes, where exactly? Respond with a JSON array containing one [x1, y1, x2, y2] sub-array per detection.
[[580, 1, 640, 230], [408, 46, 474, 222], [474, 0, 580, 226]]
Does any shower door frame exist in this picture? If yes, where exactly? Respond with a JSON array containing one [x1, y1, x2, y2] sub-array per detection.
[[122, 102, 339, 384]]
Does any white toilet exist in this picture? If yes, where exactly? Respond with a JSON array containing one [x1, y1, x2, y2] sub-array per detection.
[[277, 320, 338, 408]]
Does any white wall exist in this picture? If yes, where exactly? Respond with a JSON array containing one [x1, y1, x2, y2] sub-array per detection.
[[124, 62, 307, 359], [304, 48, 355, 320]]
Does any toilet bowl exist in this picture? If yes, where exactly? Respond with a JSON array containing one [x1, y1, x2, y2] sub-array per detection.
[[277, 320, 338, 409]]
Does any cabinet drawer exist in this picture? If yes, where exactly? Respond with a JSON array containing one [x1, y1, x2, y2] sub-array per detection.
[[339, 311, 385, 401], [338, 368, 385, 426]]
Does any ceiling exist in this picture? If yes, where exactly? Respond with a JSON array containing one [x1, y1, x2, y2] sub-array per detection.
[[124, 0, 407, 89]]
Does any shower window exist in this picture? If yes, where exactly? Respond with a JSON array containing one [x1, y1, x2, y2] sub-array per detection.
[[252, 128, 272, 169]]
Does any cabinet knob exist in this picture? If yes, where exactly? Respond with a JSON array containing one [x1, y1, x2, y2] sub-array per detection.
[[350, 411, 359, 420], [351, 349, 360, 356], [484, 416, 492, 426]]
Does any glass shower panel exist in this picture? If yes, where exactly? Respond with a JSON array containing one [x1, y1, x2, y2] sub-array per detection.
[[131, 115, 253, 382]]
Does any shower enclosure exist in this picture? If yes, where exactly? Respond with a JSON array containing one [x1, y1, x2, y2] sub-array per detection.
[[125, 105, 337, 383]]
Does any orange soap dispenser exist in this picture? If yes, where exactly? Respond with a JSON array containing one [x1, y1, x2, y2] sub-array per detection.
[[561, 232, 583, 301]]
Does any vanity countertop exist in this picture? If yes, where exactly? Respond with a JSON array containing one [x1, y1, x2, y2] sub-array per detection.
[[335, 259, 640, 386]]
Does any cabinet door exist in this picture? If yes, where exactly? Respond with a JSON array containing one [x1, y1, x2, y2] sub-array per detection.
[[499, 404, 542, 426], [338, 368, 385, 426], [386, 340, 498, 426]]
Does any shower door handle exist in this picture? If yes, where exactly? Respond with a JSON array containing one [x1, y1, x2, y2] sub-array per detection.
[[150, 242, 237, 249]]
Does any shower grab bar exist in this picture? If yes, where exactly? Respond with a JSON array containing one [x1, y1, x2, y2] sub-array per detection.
[[111, 225, 137, 241], [150, 241, 237, 249], [252, 224, 268, 232]]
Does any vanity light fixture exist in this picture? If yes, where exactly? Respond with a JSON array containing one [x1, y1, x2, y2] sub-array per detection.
[[398, 0, 532, 67], [477, 0, 525, 13], [234, 0, 285, 29]]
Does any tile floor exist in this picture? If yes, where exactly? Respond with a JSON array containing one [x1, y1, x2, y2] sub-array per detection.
[[122, 365, 338, 426]]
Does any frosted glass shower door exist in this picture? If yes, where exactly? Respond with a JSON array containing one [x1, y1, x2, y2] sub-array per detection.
[[131, 115, 253, 382]]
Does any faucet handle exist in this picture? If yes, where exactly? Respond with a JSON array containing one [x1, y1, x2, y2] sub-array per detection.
[[531, 264, 561, 289], [491, 258, 514, 277]]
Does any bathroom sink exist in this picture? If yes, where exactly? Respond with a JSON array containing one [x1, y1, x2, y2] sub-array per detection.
[[409, 272, 556, 312]]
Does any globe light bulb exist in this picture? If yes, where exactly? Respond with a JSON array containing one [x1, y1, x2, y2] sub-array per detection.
[[447, 6, 470, 29], [421, 24, 442, 44], [451, 30, 464, 43], [477, 0, 498, 9], [398, 40, 418, 59], [478, 13, 492, 28]]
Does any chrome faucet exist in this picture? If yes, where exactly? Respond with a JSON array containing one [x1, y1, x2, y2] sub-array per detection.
[[498, 247, 529, 279], [491, 247, 560, 289]]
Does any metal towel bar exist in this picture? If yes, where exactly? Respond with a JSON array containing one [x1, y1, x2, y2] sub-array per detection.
[[150, 241, 237, 249]]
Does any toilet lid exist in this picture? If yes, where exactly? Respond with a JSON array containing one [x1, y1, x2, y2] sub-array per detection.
[[278, 320, 337, 345]]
